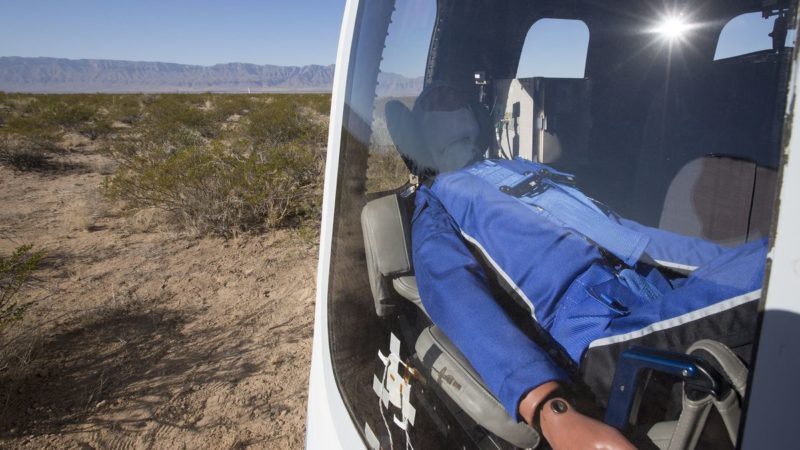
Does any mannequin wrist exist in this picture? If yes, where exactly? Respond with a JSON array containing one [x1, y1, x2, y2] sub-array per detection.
[[518, 381, 564, 428]]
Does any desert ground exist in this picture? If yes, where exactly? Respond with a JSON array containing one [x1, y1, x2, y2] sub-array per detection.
[[0, 99, 320, 449]]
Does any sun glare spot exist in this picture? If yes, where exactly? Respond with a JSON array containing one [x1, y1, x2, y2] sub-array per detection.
[[653, 15, 691, 41]]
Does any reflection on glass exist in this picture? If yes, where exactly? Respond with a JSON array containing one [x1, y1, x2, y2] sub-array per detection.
[[329, 0, 794, 448]]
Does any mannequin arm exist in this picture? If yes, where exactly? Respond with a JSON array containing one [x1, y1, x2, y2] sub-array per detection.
[[519, 382, 637, 450]]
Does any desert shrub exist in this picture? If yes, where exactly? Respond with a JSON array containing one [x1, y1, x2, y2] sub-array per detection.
[[212, 95, 256, 121], [0, 147, 49, 171], [0, 93, 332, 235], [302, 94, 332, 115], [0, 245, 44, 331], [108, 95, 143, 124], [0, 136, 57, 171], [103, 93, 330, 236], [0, 96, 63, 170], [47, 100, 95, 128], [143, 94, 217, 139], [5, 114, 59, 139], [246, 97, 310, 145], [77, 118, 114, 140], [3, 96, 101, 140], [105, 140, 324, 236], [0, 93, 8, 124]]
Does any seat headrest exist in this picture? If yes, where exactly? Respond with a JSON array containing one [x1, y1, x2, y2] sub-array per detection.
[[385, 100, 436, 177], [385, 84, 492, 178], [659, 155, 767, 245]]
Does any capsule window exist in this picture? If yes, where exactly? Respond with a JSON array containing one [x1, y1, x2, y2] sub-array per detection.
[[516, 19, 589, 79], [715, 12, 796, 60]]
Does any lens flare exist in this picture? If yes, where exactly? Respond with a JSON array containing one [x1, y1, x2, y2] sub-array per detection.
[[654, 15, 690, 40]]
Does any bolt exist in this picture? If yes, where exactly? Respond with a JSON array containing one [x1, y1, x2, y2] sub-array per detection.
[[550, 399, 569, 414]]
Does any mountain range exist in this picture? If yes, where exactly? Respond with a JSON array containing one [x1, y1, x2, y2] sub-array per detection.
[[0, 57, 423, 96]]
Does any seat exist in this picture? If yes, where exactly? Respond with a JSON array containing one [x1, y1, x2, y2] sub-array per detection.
[[362, 188, 753, 450], [416, 326, 541, 449], [361, 192, 416, 317], [366, 88, 753, 449], [362, 91, 543, 448], [361, 192, 540, 448], [384, 94, 495, 178], [392, 276, 425, 314], [659, 155, 777, 245], [385, 100, 436, 177]]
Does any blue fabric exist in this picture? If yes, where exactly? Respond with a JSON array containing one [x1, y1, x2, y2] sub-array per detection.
[[411, 159, 766, 420], [466, 159, 651, 266], [618, 218, 729, 268], [617, 268, 665, 301], [412, 189, 570, 417]]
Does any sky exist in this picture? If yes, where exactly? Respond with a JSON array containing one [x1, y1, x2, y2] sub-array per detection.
[[0, 0, 346, 67], [0, 1, 793, 77], [381, 0, 437, 77]]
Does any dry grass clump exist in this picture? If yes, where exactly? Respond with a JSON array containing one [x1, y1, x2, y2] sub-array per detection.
[[0, 245, 44, 331]]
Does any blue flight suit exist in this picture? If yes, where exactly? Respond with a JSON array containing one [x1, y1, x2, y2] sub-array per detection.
[[411, 158, 767, 419]]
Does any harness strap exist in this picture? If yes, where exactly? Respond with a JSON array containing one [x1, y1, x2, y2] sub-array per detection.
[[466, 159, 651, 267]]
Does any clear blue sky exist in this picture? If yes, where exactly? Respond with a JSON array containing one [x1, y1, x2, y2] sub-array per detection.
[[0, 0, 346, 66]]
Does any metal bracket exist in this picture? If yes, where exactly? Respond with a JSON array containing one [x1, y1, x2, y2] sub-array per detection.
[[604, 347, 729, 430]]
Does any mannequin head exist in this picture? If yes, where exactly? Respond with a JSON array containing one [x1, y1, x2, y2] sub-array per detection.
[[414, 84, 484, 173]]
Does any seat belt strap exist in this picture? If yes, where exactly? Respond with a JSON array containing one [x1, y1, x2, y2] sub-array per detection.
[[467, 159, 650, 266]]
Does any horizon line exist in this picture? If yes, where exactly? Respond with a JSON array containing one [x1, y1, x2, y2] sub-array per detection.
[[0, 55, 337, 69]]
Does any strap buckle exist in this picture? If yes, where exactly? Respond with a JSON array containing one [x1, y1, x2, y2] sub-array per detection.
[[499, 169, 576, 198]]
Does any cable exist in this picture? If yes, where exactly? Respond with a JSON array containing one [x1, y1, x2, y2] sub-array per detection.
[[401, 387, 416, 450], [378, 361, 395, 450], [398, 380, 416, 450], [503, 121, 514, 159]]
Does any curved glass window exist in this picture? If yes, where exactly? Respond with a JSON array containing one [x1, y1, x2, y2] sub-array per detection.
[[327, 1, 793, 448], [367, 0, 435, 193], [516, 19, 589, 79], [715, 12, 796, 60]]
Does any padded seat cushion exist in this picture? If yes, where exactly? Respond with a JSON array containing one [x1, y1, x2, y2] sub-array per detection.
[[659, 156, 777, 246], [392, 276, 427, 315], [659, 156, 755, 245], [415, 326, 540, 449], [361, 193, 416, 316]]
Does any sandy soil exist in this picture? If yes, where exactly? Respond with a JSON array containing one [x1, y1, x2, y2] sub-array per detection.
[[0, 141, 317, 449]]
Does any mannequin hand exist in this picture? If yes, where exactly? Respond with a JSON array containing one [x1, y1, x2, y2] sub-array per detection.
[[540, 398, 637, 450], [518, 383, 636, 450]]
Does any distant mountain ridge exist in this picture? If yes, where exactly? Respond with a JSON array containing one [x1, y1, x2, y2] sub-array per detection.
[[0, 57, 423, 96]]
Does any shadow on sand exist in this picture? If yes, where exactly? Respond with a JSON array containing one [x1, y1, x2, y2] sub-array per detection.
[[0, 302, 262, 438]]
